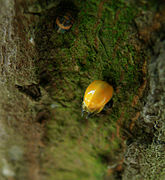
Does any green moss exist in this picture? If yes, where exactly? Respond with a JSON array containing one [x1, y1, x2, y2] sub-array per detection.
[[35, 0, 148, 179]]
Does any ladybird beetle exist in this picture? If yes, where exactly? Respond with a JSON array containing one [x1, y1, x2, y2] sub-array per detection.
[[55, 11, 74, 33], [82, 80, 114, 116]]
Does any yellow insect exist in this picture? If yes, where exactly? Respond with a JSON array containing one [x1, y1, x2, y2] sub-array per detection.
[[82, 80, 114, 117]]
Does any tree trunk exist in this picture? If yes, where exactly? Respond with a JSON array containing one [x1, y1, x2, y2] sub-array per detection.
[[0, 0, 164, 180]]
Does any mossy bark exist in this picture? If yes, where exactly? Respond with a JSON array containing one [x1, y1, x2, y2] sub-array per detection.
[[0, 0, 164, 180], [123, 12, 165, 179]]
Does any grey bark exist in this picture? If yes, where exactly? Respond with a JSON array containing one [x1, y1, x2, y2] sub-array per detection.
[[0, 0, 42, 180], [123, 33, 165, 179]]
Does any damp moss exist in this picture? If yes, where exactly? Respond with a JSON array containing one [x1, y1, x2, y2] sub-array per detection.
[[34, 0, 148, 179]]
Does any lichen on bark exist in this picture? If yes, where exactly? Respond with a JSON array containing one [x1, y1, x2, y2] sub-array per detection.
[[123, 35, 165, 180], [123, 2, 165, 179]]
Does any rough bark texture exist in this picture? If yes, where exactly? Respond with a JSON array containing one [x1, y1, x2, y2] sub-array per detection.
[[0, 0, 164, 180], [123, 39, 165, 179], [123, 6, 165, 180], [0, 0, 43, 179]]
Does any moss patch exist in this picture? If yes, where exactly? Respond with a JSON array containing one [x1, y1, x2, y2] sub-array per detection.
[[34, 0, 148, 179]]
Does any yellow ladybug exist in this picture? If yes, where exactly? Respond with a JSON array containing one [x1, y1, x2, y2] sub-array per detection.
[[82, 80, 114, 116]]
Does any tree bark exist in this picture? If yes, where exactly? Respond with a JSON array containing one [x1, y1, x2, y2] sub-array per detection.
[[0, 0, 165, 180]]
